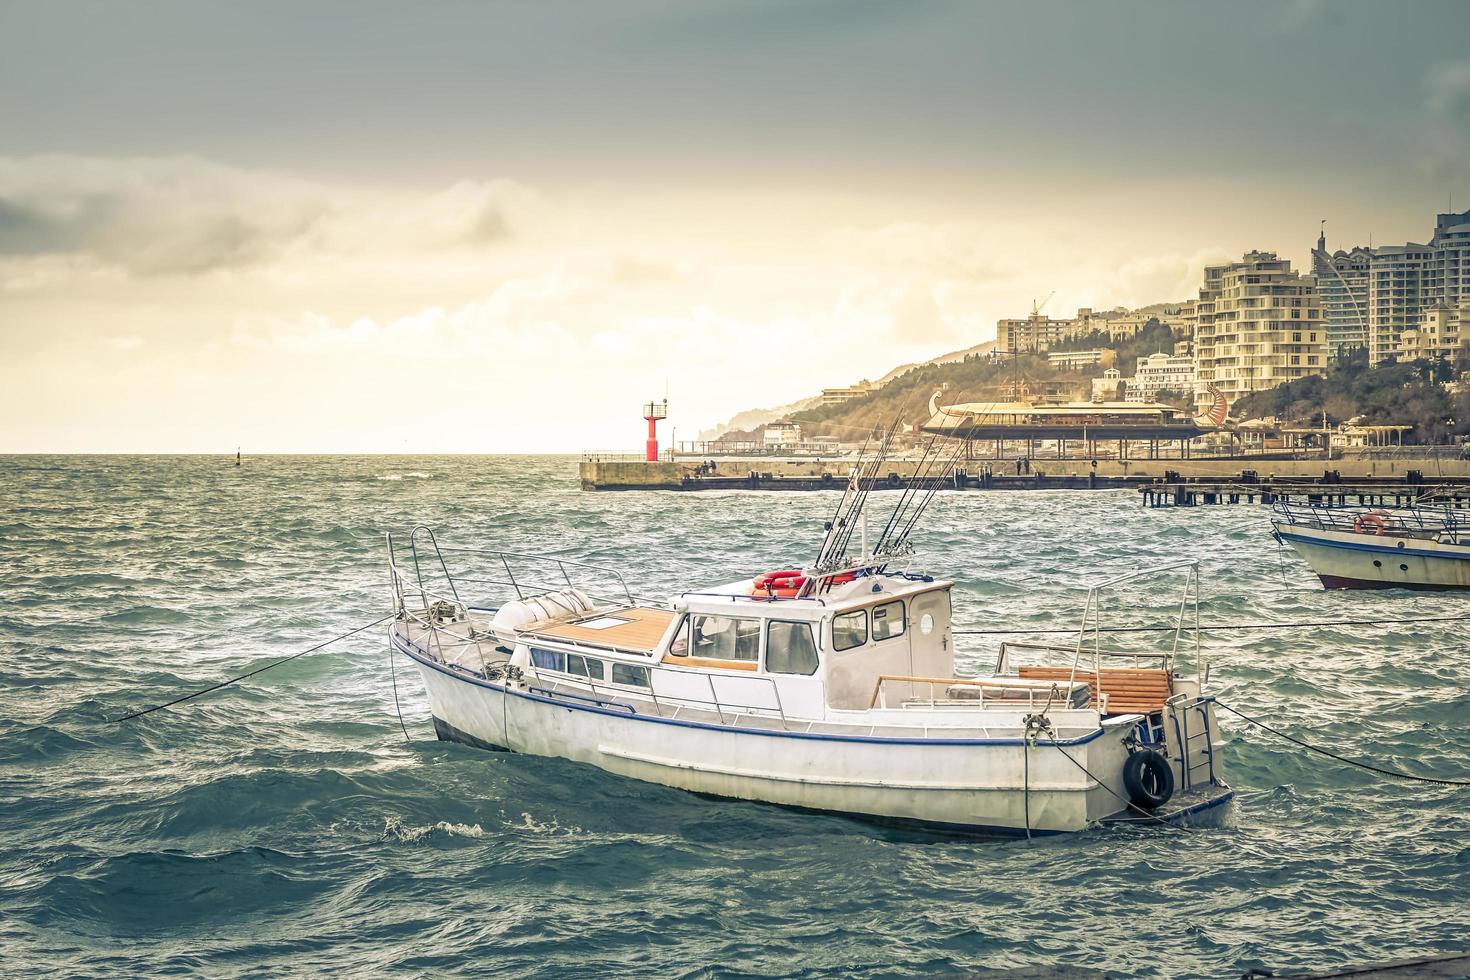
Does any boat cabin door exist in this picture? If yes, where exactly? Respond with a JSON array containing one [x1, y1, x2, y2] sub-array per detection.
[[908, 587, 953, 678]]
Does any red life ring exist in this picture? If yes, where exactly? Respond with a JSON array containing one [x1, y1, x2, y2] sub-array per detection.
[[752, 569, 803, 590], [752, 569, 806, 597], [1353, 511, 1388, 535], [750, 568, 858, 597]]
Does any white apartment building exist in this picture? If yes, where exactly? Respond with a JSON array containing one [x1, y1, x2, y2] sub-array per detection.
[[1193, 251, 1324, 402], [1431, 209, 1470, 308], [1312, 232, 1372, 356], [818, 382, 875, 406], [1367, 243, 1434, 365], [996, 312, 1077, 353], [1092, 368, 1125, 401], [762, 421, 802, 448], [1125, 352, 1196, 403], [1312, 209, 1470, 365], [1046, 348, 1113, 370], [996, 301, 1194, 354], [1398, 304, 1468, 362]]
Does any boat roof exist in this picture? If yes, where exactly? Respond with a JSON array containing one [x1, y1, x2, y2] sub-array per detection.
[[677, 572, 950, 618]]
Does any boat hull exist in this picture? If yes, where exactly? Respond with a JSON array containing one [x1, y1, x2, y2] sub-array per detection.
[[398, 639, 1229, 835], [1274, 523, 1470, 590]]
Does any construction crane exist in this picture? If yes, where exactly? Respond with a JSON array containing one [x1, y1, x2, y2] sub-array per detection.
[[1030, 290, 1055, 318]]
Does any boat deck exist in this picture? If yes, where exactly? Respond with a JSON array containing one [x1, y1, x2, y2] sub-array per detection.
[[521, 606, 676, 654]]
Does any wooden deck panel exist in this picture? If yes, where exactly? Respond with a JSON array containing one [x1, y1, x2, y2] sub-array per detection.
[[527, 606, 676, 652]]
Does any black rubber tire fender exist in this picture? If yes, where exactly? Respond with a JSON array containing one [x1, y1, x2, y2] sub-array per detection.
[[886, 472, 901, 487], [1122, 749, 1175, 810]]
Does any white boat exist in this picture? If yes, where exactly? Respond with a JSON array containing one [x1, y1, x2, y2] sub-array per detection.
[[386, 513, 1232, 835], [1271, 501, 1470, 590]]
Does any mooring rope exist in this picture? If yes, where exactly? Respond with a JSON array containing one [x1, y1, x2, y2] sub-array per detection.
[[112, 616, 392, 723], [1045, 740, 1193, 830], [1213, 700, 1470, 787], [1024, 714, 1193, 832], [387, 634, 412, 742], [955, 613, 1470, 636]]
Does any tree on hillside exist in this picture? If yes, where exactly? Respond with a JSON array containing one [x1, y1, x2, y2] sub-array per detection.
[[1232, 346, 1457, 444]]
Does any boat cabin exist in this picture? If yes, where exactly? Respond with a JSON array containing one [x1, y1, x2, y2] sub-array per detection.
[[503, 572, 958, 721]]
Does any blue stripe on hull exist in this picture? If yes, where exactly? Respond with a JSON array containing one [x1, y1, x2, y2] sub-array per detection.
[[1275, 529, 1470, 561]]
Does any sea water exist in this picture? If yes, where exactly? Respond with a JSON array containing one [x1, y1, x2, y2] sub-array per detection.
[[1, 455, 1467, 978]]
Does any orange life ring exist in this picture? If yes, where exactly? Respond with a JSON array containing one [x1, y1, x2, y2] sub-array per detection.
[[752, 569, 803, 590], [752, 569, 806, 597], [1353, 511, 1388, 535], [750, 568, 861, 598]]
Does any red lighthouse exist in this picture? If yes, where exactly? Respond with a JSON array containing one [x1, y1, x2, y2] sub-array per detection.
[[642, 400, 668, 462]]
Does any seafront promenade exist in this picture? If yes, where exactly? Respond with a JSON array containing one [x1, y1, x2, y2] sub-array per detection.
[[580, 452, 1470, 493]]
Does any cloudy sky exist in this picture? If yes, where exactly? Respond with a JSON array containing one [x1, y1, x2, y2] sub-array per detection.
[[2, 0, 1468, 452]]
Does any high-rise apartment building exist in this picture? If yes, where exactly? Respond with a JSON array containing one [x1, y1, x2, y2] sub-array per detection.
[[995, 312, 1076, 353], [1312, 209, 1470, 365], [1193, 251, 1323, 401], [1431, 208, 1470, 308], [1312, 229, 1371, 357], [1367, 243, 1434, 365]]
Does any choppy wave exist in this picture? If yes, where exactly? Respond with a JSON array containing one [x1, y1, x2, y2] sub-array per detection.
[[0, 454, 1466, 978]]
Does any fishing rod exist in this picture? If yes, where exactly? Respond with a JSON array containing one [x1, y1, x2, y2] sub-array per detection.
[[883, 390, 1003, 558], [829, 412, 904, 564], [872, 407, 941, 554], [876, 413, 962, 558], [814, 426, 873, 568], [847, 412, 910, 553], [886, 423, 972, 554], [824, 423, 887, 565]]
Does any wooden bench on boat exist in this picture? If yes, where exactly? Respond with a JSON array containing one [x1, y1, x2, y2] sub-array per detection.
[[1017, 665, 1173, 716]]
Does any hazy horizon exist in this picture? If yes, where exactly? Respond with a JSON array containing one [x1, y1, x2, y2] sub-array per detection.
[[3, 0, 1468, 452]]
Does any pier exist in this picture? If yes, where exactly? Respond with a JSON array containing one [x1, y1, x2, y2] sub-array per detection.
[[1139, 470, 1470, 508], [580, 454, 1470, 506]]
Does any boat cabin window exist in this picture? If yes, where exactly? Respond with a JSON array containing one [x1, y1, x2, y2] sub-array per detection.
[[676, 614, 761, 663], [611, 663, 650, 688], [871, 600, 905, 642], [566, 653, 605, 681], [530, 648, 565, 671], [765, 621, 818, 676], [832, 610, 868, 651]]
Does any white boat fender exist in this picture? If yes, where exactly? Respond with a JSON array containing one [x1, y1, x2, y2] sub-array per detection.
[[1123, 750, 1175, 810], [492, 590, 580, 634], [510, 645, 531, 669]]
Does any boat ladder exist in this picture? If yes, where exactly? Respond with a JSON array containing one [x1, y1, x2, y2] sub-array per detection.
[[1166, 694, 1219, 790]]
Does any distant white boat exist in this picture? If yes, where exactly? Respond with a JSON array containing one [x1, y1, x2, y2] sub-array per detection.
[[387, 523, 1231, 835], [1271, 501, 1470, 590]]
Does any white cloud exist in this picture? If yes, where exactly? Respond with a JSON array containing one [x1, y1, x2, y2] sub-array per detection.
[[0, 154, 1269, 451], [0, 155, 331, 276], [0, 156, 543, 280]]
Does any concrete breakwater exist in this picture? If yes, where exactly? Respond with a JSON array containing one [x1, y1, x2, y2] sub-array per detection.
[[579, 455, 1470, 493]]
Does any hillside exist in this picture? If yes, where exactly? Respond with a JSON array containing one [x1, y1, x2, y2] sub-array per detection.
[[1233, 348, 1470, 443], [698, 394, 822, 441], [789, 326, 1182, 438]]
